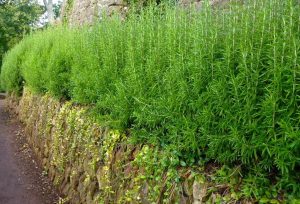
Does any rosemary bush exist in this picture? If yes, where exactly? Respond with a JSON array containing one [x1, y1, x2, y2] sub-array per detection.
[[1, 0, 300, 199]]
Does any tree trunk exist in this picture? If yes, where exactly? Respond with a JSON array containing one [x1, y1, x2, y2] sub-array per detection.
[[43, 0, 55, 24]]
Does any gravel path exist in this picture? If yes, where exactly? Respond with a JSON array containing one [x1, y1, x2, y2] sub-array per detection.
[[0, 98, 59, 204]]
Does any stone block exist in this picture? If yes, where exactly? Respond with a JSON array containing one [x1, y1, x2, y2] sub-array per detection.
[[193, 181, 207, 203]]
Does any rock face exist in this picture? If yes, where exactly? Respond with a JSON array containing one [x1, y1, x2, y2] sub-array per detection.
[[61, 0, 233, 25], [61, 0, 128, 25], [68, 0, 98, 25]]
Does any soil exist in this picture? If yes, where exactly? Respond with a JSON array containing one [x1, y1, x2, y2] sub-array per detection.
[[0, 98, 60, 204]]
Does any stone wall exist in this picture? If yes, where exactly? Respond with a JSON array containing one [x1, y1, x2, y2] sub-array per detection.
[[61, 0, 128, 25], [61, 0, 233, 25], [6, 88, 250, 204]]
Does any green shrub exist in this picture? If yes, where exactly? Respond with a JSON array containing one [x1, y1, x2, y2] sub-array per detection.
[[1, 0, 300, 199], [0, 40, 27, 94]]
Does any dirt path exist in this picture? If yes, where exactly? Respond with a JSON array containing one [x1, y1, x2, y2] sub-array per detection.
[[0, 98, 59, 204]]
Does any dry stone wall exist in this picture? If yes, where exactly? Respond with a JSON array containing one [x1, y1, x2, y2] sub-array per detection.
[[6, 89, 250, 204]]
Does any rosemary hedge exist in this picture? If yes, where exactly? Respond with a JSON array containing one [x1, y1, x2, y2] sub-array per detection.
[[1, 0, 300, 199]]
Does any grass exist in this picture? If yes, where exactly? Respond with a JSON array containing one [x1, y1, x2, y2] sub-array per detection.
[[1, 0, 300, 200]]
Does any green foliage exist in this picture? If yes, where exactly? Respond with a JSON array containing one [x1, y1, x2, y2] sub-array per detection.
[[124, 0, 176, 7], [0, 40, 27, 93], [53, 0, 63, 19], [0, 0, 43, 67], [1, 0, 300, 200], [61, 0, 74, 23]]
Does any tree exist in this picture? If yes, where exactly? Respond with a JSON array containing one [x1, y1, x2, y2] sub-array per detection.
[[53, 0, 62, 19], [0, 0, 43, 66]]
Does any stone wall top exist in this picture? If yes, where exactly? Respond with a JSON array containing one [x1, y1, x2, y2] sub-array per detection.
[[61, 0, 232, 25]]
